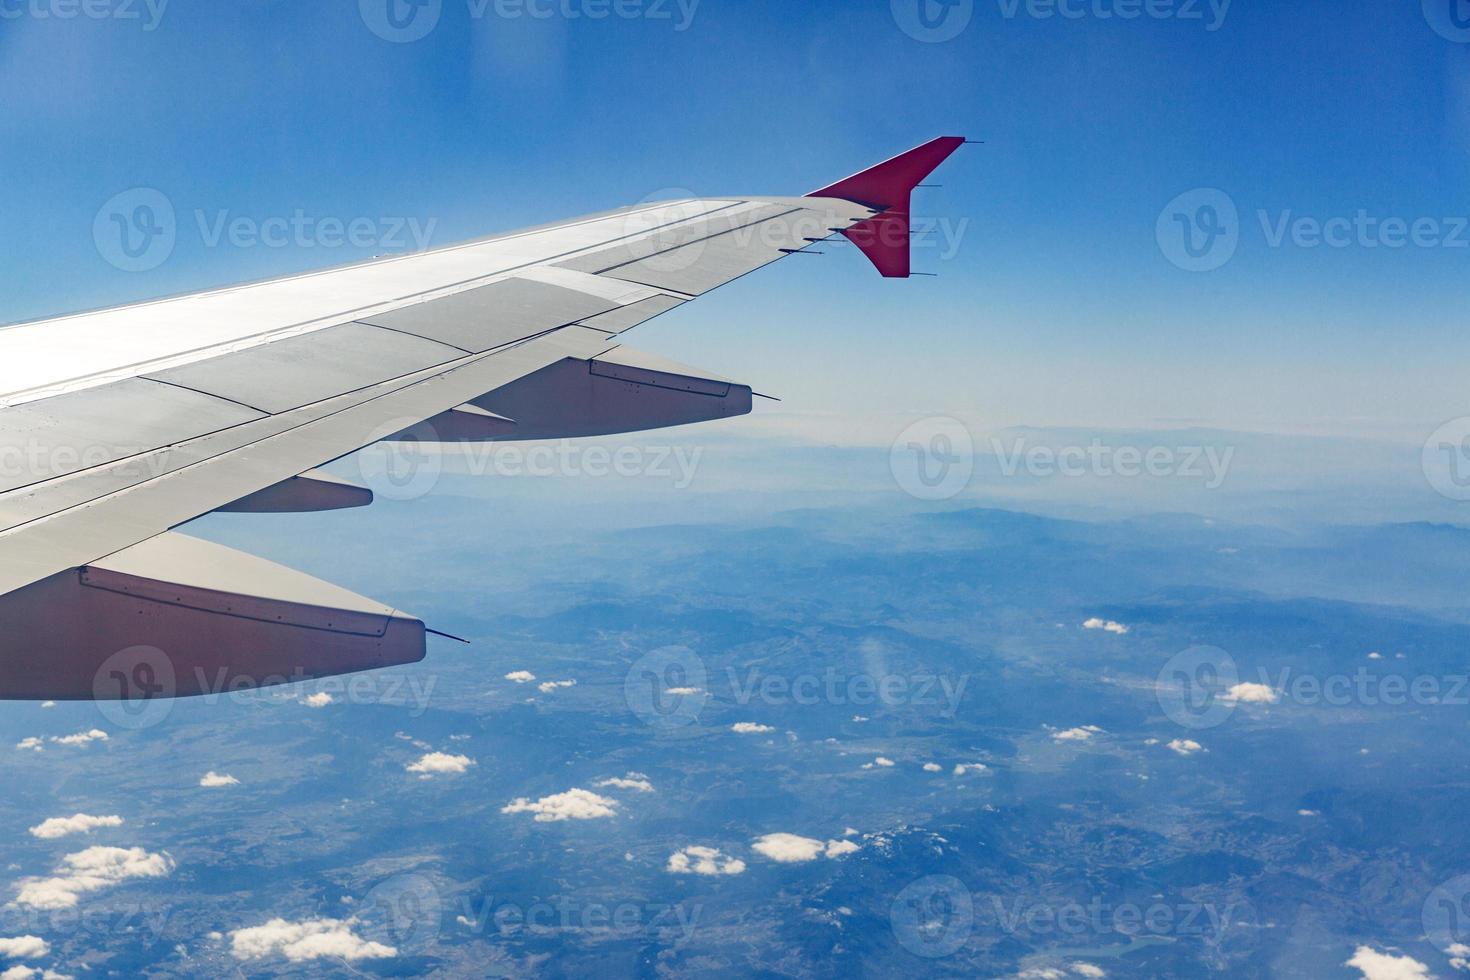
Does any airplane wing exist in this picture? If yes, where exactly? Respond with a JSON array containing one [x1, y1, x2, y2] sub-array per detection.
[[0, 136, 966, 701]]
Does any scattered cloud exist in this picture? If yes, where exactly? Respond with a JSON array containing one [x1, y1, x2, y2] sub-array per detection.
[[50, 730, 108, 748], [1222, 682, 1279, 704], [1082, 618, 1129, 635], [953, 763, 988, 776], [406, 753, 474, 776], [873, 757, 895, 767], [28, 815, 123, 840], [200, 772, 239, 788], [302, 693, 333, 709], [751, 834, 825, 863], [1052, 726, 1104, 743], [0, 937, 49, 959], [0, 968, 72, 980], [1298, 809, 1320, 817], [1166, 739, 1204, 757], [595, 774, 654, 793], [504, 671, 536, 683], [851, 715, 869, 723], [14, 846, 173, 910], [751, 833, 860, 863], [666, 846, 746, 876], [229, 918, 395, 963], [731, 723, 774, 734], [1368, 652, 1383, 660], [1344, 946, 1431, 980], [1071, 966, 1106, 979], [537, 680, 576, 694], [923, 763, 942, 772], [664, 686, 702, 696], [501, 788, 618, 822], [39, 702, 54, 710], [18, 731, 110, 752]]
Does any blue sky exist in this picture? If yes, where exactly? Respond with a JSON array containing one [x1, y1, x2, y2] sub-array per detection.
[[2, 0, 1469, 436]]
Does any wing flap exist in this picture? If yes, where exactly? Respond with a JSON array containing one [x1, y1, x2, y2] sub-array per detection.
[[0, 532, 424, 700]]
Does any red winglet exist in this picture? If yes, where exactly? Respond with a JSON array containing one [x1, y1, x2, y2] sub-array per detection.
[[805, 136, 966, 278]]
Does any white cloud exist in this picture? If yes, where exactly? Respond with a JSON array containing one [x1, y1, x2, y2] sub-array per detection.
[[751, 833, 862, 864], [501, 788, 618, 822], [666, 846, 746, 876], [1298, 809, 1320, 817], [0, 937, 49, 959], [504, 671, 536, 683], [1071, 965, 1106, 979], [664, 686, 702, 696], [28, 814, 123, 840], [405, 753, 474, 776], [50, 730, 108, 748], [1368, 652, 1383, 660], [954, 763, 988, 776], [200, 772, 239, 788], [1082, 618, 1129, 635], [751, 833, 826, 863], [873, 757, 895, 768], [923, 763, 942, 772], [1052, 726, 1103, 743], [39, 702, 55, 710], [1, 968, 72, 980], [14, 846, 173, 910], [229, 918, 395, 963], [537, 680, 576, 694], [1167, 739, 1204, 757], [851, 715, 869, 722], [731, 723, 774, 734], [16, 731, 111, 752], [302, 693, 333, 709], [1222, 682, 1279, 704], [595, 775, 654, 793], [1344, 946, 1431, 980]]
